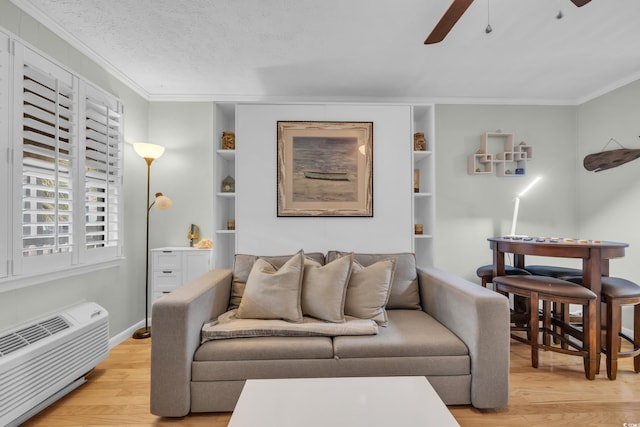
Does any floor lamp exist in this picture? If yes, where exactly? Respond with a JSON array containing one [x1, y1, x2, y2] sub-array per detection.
[[132, 142, 172, 339], [508, 176, 542, 238]]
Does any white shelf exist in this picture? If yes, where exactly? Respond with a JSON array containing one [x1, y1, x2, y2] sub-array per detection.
[[216, 192, 236, 198], [217, 149, 235, 160], [215, 230, 236, 234], [413, 150, 433, 161], [468, 132, 532, 177]]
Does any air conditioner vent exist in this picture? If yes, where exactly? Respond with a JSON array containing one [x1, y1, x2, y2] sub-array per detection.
[[0, 316, 70, 357]]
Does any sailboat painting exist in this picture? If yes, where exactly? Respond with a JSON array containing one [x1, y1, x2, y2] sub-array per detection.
[[277, 121, 373, 217]]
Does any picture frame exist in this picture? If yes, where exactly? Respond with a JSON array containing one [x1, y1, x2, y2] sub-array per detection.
[[277, 121, 373, 217]]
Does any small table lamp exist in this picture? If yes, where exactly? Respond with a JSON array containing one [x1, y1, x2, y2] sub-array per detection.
[[508, 176, 542, 238]]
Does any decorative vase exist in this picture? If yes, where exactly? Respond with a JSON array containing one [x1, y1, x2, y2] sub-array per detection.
[[413, 132, 426, 151], [222, 131, 235, 150]]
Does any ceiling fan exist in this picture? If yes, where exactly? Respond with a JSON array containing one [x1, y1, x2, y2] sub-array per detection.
[[424, 0, 593, 44]]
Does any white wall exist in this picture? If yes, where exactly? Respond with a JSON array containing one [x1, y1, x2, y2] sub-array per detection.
[[236, 104, 413, 255], [434, 105, 579, 281]]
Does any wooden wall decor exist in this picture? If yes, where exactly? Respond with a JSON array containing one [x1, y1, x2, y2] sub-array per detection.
[[583, 138, 640, 172]]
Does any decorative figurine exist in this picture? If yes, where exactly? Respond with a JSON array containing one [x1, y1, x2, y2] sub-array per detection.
[[221, 175, 235, 193], [187, 224, 200, 247]]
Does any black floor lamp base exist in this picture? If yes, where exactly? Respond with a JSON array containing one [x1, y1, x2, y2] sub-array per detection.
[[132, 326, 151, 339]]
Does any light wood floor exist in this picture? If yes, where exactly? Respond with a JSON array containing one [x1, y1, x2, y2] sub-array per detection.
[[22, 337, 640, 427]]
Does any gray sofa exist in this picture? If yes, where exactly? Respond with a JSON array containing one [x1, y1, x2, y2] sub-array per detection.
[[150, 252, 510, 417]]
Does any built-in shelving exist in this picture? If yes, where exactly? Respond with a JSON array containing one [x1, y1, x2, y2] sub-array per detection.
[[213, 104, 237, 269], [412, 105, 436, 267]]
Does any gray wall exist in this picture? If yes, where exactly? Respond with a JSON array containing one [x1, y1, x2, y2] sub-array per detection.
[[0, 0, 151, 341], [434, 105, 580, 280], [577, 80, 640, 329]]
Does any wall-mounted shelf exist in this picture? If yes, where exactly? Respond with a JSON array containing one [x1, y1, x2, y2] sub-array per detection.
[[468, 132, 532, 177]]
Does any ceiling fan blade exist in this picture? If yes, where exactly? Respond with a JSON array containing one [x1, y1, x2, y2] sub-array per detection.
[[570, 0, 592, 6], [424, 0, 475, 44]]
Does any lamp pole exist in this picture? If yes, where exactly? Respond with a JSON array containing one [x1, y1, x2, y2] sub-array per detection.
[[132, 142, 170, 340], [133, 157, 154, 339]]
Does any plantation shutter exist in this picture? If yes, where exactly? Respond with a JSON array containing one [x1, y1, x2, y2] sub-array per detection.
[[0, 31, 9, 278], [83, 87, 123, 252], [20, 61, 76, 258]]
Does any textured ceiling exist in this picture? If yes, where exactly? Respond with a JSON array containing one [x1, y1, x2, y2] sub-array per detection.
[[11, 0, 640, 103]]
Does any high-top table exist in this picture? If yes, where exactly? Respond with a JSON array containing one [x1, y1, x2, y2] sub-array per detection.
[[488, 237, 628, 356]]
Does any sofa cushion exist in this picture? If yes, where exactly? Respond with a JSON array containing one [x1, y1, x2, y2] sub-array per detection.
[[327, 251, 421, 310], [344, 257, 397, 326], [333, 310, 468, 359], [237, 252, 305, 322], [231, 252, 325, 308], [194, 336, 335, 361], [301, 253, 353, 323]]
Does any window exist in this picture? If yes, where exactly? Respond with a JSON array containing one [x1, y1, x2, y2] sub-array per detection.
[[1, 37, 124, 287]]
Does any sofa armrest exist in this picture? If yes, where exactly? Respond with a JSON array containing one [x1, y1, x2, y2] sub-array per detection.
[[417, 266, 510, 409], [150, 269, 232, 417]]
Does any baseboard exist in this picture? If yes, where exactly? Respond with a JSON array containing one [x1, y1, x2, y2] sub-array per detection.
[[109, 319, 146, 349]]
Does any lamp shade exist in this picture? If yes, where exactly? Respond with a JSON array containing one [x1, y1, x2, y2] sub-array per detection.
[[134, 142, 165, 160], [154, 193, 173, 210]]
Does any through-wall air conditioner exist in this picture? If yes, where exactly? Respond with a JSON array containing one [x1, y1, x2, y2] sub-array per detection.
[[0, 302, 109, 426]]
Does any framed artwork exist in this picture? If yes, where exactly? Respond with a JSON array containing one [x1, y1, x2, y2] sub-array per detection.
[[277, 121, 373, 217]]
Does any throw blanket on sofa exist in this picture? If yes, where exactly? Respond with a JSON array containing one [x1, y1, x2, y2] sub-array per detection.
[[201, 309, 379, 342]]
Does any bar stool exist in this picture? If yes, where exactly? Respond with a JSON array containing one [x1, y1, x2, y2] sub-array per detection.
[[566, 276, 640, 379], [476, 264, 530, 288], [493, 275, 598, 380], [524, 265, 583, 279]]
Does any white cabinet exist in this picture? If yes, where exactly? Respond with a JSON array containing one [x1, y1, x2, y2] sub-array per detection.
[[151, 247, 212, 302], [412, 105, 436, 267]]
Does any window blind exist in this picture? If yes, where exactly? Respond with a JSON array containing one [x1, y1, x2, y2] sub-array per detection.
[[21, 64, 76, 257]]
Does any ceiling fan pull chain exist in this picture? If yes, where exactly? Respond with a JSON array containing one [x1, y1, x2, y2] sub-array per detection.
[[485, 0, 493, 34]]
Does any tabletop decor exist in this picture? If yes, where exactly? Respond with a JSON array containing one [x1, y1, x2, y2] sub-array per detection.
[[277, 121, 373, 217]]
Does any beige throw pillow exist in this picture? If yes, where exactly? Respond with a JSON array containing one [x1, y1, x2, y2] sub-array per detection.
[[344, 257, 397, 326], [237, 252, 305, 323], [301, 253, 353, 323]]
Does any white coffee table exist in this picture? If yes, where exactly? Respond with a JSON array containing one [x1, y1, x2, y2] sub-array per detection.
[[228, 376, 460, 427]]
